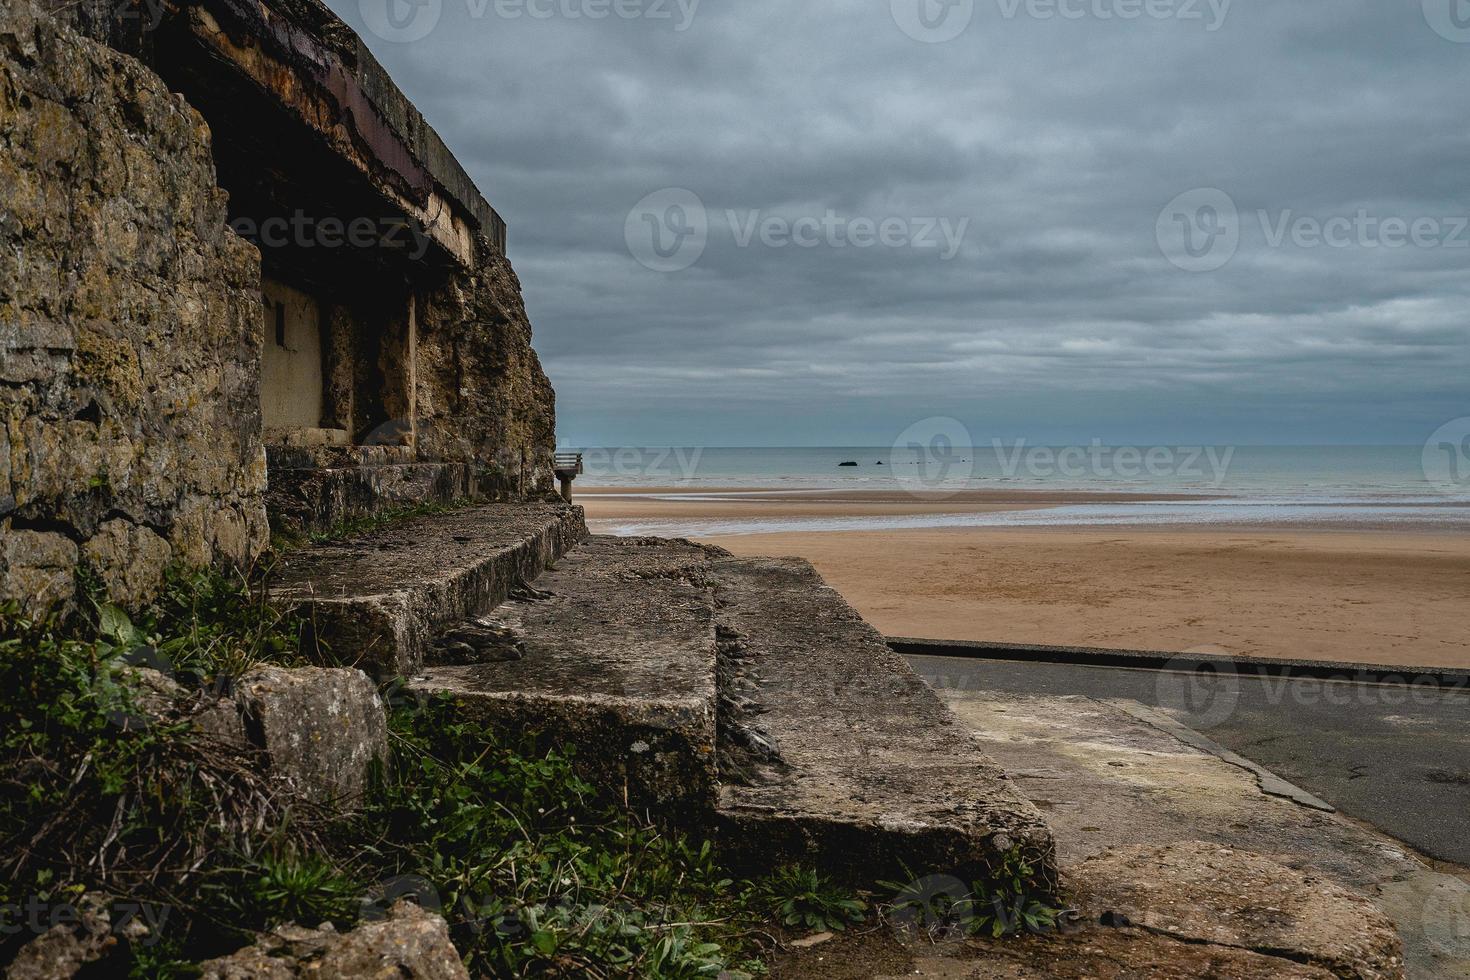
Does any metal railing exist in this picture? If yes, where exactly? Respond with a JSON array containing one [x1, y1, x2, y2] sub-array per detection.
[[553, 452, 583, 476]]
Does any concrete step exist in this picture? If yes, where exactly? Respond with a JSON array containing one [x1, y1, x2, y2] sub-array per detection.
[[267, 503, 586, 677], [408, 537, 722, 816], [708, 557, 1058, 891]]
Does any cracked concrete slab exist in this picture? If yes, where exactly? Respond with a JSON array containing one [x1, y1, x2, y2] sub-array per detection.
[[940, 690, 1470, 978]]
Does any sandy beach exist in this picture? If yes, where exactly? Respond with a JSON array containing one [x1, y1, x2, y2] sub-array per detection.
[[581, 488, 1470, 669]]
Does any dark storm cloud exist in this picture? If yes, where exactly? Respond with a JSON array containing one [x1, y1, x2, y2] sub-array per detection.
[[328, 0, 1470, 446]]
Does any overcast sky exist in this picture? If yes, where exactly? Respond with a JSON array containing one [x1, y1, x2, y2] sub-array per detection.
[[328, 0, 1469, 447]]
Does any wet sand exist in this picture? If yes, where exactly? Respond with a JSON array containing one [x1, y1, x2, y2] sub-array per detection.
[[580, 488, 1470, 669]]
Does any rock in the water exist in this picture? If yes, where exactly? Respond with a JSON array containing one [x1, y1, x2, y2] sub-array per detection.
[[236, 666, 387, 805], [198, 901, 468, 979], [838, 461, 859, 467]]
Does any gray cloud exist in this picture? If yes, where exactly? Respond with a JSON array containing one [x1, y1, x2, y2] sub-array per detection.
[[330, 0, 1470, 446]]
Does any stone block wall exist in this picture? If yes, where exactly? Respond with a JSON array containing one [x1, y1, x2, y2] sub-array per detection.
[[0, 0, 269, 614]]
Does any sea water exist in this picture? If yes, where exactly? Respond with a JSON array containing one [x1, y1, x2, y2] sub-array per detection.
[[570, 445, 1470, 536]]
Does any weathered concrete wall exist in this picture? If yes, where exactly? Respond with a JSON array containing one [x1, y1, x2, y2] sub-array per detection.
[[0, 0, 268, 614], [416, 239, 559, 497], [260, 278, 328, 436]]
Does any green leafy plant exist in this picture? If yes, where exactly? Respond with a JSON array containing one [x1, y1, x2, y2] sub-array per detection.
[[216, 850, 362, 929], [881, 849, 1062, 941], [755, 866, 867, 933], [344, 696, 767, 977]]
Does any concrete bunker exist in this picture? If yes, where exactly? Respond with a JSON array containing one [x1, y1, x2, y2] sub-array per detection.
[[0, 0, 561, 619], [111, 0, 558, 536]]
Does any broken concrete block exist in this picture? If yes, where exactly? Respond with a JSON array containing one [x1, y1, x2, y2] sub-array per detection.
[[1073, 841, 1404, 980], [236, 666, 387, 805], [198, 901, 468, 979], [709, 556, 1057, 891]]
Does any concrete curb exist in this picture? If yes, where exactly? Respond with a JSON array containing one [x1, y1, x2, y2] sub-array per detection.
[[889, 636, 1470, 689]]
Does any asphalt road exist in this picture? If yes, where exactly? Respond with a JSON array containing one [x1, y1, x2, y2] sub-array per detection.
[[906, 653, 1470, 867]]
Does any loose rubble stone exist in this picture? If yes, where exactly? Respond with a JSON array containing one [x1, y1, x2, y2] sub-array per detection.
[[198, 902, 468, 979], [4, 894, 117, 979], [236, 666, 387, 805]]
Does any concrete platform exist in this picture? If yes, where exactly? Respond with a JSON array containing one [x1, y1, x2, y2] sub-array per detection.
[[708, 557, 1057, 891], [409, 537, 722, 815], [267, 503, 586, 676]]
